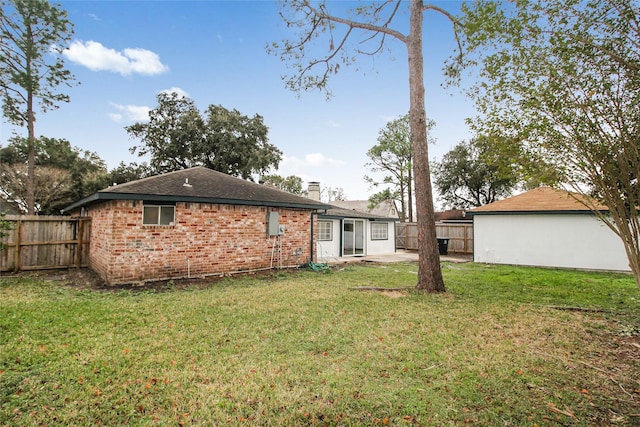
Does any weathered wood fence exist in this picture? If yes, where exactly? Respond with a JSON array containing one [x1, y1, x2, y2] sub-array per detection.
[[396, 222, 473, 254], [0, 215, 91, 272]]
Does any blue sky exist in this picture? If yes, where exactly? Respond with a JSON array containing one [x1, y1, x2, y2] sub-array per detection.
[[1, 0, 476, 202]]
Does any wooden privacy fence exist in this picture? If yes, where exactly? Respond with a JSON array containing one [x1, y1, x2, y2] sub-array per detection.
[[0, 215, 91, 272], [396, 222, 473, 254]]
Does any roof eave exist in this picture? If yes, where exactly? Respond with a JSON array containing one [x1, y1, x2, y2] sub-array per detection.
[[319, 212, 399, 221], [468, 209, 608, 216], [64, 192, 332, 212]]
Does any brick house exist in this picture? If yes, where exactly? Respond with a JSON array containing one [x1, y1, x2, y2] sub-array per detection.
[[64, 167, 331, 285]]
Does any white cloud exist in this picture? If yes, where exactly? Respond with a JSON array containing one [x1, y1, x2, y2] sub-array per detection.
[[63, 40, 169, 76], [281, 153, 346, 168], [108, 103, 150, 123], [88, 13, 101, 21], [306, 152, 345, 167], [159, 87, 189, 98], [327, 120, 342, 128]]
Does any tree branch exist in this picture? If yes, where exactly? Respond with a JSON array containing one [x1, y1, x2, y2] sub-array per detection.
[[303, 0, 408, 43], [424, 4, 463, 62]]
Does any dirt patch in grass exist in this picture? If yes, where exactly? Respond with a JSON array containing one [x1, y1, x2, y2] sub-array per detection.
[[380, 290, 406, 298], [7, 261, 389, 293], [20, 266, 315, 293], [606, 334, 640, 362], [350, 286, 412, 298]]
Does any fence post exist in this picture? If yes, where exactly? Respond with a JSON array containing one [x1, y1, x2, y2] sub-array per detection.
[[13, 218, 21, 272], [75, 218, 84, 268]]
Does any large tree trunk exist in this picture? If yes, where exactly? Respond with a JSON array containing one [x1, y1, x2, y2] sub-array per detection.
[[399, 177, 407, 222], [408, 0, 445, 292], [408, 163, 414, 222], [26, 66, 35, 215]]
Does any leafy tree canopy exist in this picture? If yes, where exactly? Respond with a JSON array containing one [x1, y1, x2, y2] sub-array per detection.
[[0, 163, 72, 214], [432, 136, 519, 209], [0, 0, 75, 124], [107, 161, 152, 186], [367, 187, 399, 215], [0, 136, 108, 213], [365, 113, 435, 221], [0, 0, 76, 214], [260, 174, 305, 195], [456, 0, 640, 286], [126, 92, 282, 180]]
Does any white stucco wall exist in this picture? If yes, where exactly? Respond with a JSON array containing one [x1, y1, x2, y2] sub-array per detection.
[[367, 221, 396, 255], [473, 213, 630, 271], [316, 219, 341, 260], [316, 219, 396, 261]]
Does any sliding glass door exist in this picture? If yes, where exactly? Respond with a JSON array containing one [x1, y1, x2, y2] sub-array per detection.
[[343, 219, 365, 256]]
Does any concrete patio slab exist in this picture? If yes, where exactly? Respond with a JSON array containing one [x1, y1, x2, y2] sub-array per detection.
[[324, 250, 472, 265]]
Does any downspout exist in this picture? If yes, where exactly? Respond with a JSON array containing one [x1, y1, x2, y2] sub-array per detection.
[[310, 211, 317, 264]]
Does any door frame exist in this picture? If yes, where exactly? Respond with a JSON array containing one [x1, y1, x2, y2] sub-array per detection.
[[342, 218, 366, 256]]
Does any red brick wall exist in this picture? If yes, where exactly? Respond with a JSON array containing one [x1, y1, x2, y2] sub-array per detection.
[[86, 200, 316, 284]]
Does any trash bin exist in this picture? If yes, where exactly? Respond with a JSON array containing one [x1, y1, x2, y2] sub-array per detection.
[[437, 238, 449, 255]]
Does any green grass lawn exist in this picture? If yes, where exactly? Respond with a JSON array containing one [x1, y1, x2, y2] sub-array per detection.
[[1, 262, 639, 426]]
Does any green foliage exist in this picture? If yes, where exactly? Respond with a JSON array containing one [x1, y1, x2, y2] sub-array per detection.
[[0, 163, 72, 214], [0, 137, 107, 214], [106, 161, 152, 185], [0, 0, 76, 214], [365, 114, 432, 222], [457, 0, 640, 286], [126, 92, 282, 180], [368, 187, 397, 211], [0, 263, 638, 425], [259, 174, 305, 195], [0, 0, 75, 124], [432, 136, 519, 209]]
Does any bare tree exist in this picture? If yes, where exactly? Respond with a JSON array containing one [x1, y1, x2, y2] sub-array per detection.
[[321, 186, 346, 203], [0, 163, 72, 214], [269, 1, 461, 291]]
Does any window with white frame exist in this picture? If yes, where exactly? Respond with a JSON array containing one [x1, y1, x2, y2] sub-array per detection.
[[370, 222, 388, 240], [143, 204, 175, 225], [318, 220, 333, 241]]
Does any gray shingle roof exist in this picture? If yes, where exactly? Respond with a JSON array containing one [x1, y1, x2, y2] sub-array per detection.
[[64, 167, 332, 212]]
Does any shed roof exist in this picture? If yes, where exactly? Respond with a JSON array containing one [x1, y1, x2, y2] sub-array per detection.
[[469, 187, 606, 214], [64, 166, 332, 212]]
